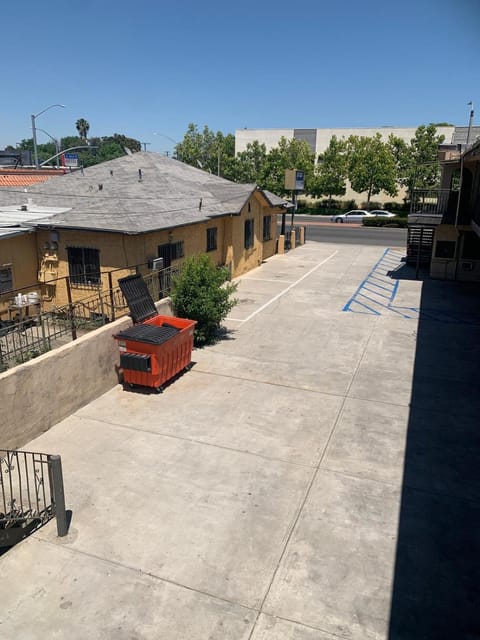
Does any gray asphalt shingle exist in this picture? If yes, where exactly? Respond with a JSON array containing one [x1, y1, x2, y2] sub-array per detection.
[[0, 153, 287, 235]]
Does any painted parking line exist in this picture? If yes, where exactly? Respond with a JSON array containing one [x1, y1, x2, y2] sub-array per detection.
[[229, 250, 339, 323], [343, 248, 418, 319]]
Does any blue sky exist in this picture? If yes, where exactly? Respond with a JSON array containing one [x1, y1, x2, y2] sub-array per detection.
[[1, 0, 478, 154]]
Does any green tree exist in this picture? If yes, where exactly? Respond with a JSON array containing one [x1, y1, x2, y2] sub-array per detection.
[[230, 140, 268, 184], [102, 134, 141, 153], [60, 135, 84, 150], [387, 134, 409, 176], [402, 124, 445, 195], [310, 135, 347, 202], [175, 123, 236, 177], [347, 133, 398, 206], [262, 137, 315, 195], [171, 254, 238, 346], [75, 118, 90, 140]]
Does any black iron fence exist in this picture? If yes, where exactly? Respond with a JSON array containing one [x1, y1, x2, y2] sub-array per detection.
[[0, 264, 180, 372], [0, 449, 67, 549]]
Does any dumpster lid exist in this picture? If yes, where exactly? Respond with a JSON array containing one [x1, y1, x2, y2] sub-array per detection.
[[118, 274, 157, 322], [115, 323, 179, 345]]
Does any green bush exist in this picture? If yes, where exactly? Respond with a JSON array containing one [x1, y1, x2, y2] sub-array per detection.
[[362, 217, 407, 228], [361, 200, 383, 210], [171, 254, 238, 346]]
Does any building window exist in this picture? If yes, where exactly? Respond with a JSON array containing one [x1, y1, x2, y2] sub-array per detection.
[[244, 219, 254, 249], [263, 216, 272, 241], [157, 241, 184, 268], [67, 247, 101, 286], [0, 265, 13, 294], [170, 241, 184, 261], [206, 227, 217, 252]]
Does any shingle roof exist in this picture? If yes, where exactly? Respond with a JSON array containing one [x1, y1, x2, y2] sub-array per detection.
[[0, 153, 288, 235]]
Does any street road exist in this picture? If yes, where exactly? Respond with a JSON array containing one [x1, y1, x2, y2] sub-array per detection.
[[283, 214, 407, 247]]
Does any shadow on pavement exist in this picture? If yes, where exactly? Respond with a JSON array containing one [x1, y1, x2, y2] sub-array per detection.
[[387, 262, 431, 281], [388, 279, 480, 639]]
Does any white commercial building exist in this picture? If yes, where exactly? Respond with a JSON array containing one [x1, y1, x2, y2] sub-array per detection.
[[235, 126, 457, 158], [235, 126, 459, 206]]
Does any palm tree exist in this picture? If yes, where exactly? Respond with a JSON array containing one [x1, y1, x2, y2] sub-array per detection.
[[76, 118, 90, 140]]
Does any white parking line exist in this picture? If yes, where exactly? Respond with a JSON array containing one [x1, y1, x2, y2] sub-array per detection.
[[229, 250, 338, 323], [240, 278, 296, 284]]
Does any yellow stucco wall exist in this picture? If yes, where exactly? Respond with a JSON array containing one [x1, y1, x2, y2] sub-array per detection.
[[0, 233, 38, 315], [227, 192, 279, 277], [2, 192, 280, 312]]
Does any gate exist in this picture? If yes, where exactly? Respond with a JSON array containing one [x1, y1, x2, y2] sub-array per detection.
[[406, 225, 435, 266], [0, 449, 67, 549]]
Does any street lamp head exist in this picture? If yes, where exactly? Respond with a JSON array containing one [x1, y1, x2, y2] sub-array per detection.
[[33, 103, 66, 119]]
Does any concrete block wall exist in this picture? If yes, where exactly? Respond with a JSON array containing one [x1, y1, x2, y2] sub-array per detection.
[[0, 299, 172, 450]]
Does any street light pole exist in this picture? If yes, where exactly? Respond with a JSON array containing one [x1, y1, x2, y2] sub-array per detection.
[[31, 103, 65, 168], [36, 128, 60, 167]]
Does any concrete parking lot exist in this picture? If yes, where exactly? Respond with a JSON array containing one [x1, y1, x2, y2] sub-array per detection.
[[1, 241, 479, 639]]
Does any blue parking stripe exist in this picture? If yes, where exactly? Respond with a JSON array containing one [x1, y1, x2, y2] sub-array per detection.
[[343, 249, 415, 319]]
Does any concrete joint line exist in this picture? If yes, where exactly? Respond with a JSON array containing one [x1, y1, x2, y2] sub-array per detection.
[[74, 413, 316, 469], [247, 466, 320, 640], [38, 537, 258, 613]]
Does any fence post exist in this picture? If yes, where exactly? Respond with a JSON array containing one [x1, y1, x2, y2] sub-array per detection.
[[65, 278, 77, 340], [49, 455, 68, 537], [108, 271, 115, 321]]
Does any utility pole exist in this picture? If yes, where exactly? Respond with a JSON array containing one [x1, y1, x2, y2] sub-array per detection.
[[466, 101, 474, 146], [141, 142, 151, 152]]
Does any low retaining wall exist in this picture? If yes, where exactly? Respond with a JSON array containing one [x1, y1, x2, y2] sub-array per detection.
[[0, 300, 172, 450]]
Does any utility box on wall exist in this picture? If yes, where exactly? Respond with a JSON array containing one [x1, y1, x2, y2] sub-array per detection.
[[284, 169, 305, 191]]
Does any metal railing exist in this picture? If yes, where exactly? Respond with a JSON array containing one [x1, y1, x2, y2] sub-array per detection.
[[410, 189, 455, 216], [0, 264, 180, 372], [0, 449, 67, 549]]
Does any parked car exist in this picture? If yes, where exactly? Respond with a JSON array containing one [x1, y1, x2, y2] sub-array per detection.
[[330, 210, 374, 223], [369, 210, 396, 218]]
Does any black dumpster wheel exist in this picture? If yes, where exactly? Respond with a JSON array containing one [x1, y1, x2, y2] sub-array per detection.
[[155, 386, 163, 394], [127, 383, 134, 390]]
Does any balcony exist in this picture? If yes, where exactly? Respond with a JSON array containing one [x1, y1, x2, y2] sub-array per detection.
[[410, 188, 470, 225]]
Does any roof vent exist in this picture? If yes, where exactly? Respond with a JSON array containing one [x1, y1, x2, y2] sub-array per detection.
[[98, 183, 103, 191], [20, 204, 27, 211], [138, 169, 143, 182], [198, 198, 202, 211], [110, 170, 114, 177]]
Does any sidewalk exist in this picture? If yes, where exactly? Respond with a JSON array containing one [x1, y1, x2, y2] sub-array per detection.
[[1, 242, 479, 639]]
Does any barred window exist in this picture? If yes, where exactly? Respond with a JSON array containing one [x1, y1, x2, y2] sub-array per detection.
[[244, 219, 254, 249], [263, 216, 272, 241], [0, 265, 13, 294], [170, 241, 184, 260], [67, 247, 101, 286], [206, 227, 217, 252]]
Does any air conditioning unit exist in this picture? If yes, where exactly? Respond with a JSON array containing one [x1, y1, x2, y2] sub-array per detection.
[[152, 258, 164, 271]]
